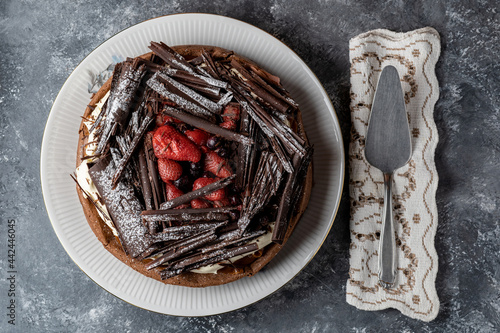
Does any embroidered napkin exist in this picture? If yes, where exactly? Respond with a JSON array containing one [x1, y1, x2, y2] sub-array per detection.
[[346, 27, 440, 321]]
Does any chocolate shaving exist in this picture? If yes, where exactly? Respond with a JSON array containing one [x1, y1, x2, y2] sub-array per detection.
[[160, 242, 259, 279], [161, 67, 228, 89], [137, 147, 153, 210], [146, 73, 216, 122], [157, 72, 223, 114], [147, 231, 218, 270], [200, 229, 266, 254], [141, 207, 237, 223], [272, 146, 313, 244], [229, 59, 291, 114], [238, 151, 284, 232], [201, 49, 221, 79], [111, 107, 154, 185], [95, 59, 147, 155], [159, 174, 236, 209], [143, 132, 164, 209], [149, 42, 197, 74]]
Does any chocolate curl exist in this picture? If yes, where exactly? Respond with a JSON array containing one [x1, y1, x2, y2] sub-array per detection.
[[200, 229, 266, 254], [161, 106, 253, 145], [96, 60, 147, 155], [138, 147, 153, 210], [159, 174, 236, 209], [149, 42, 197, 74], [272, 146, 313, 244], [161, 67, 228, 89], [111, 107, 154, 185], [146, 73, 216, 122], [145, 228, 221, 259], [157, 72, 223, 114], [237, 152, 284, 232], [146, 230, 217, 270], [143, 132, 164, 209], [235, 81, 306, 158], [201, 49, 221, 79], [180, 82, 221, 100], [247, 62, 299, 110], [160, 242, 259, 279], [141, 207, 237, 223], [229, 59, 291, 114]]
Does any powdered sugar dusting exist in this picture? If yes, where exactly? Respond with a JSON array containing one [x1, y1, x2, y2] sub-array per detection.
[[90, 159, 152, 257]]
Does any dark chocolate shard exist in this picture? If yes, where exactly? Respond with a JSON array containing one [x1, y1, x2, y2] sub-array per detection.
[[146, 231, 218, 270], [95, 59, 147, 155], [161, 67, 228, 89], [89, 157, 153, 258], [272, 146, 313, 244], [157, 72, 223, 114], [149, 42, 197, 74], [161, 220, 228, 234], [237, 151, 284, 233], [161, 106, 253, 145], [160, 242, 259, 279], [200, 49, 221, 79], [159, 174, 236, 209], [200, 229, 266, 253], [141, 207, 237, 223], [143, 131, 164, 209], [137, 147, 153, 210], [111, 107, 154, 185], [146, 73, 216, 122], [229, 59, 291, 114]]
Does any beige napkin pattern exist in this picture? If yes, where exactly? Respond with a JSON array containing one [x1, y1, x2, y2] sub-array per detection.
[[346, 28, 440, 321]]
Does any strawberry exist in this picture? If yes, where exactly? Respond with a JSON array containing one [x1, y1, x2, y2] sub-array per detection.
[[213, 198, 231, 208], [192, 177, 227, 201], [152, 125, 201, 162], [204, 151, 232, 178], [220, 103, 240, 130], [191, 198, 211, 209], [155, 114, 183, 126], [185, 129, 210, 146], [220, 121, 237, 130], [158, 158, 183, 182], [165, 182, 189, 209]]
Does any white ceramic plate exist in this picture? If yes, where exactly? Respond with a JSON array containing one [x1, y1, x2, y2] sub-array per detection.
[[41, 13, 344, 316]]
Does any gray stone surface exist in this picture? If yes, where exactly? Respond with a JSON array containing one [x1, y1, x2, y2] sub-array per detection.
[[0, 0, 499, 332]]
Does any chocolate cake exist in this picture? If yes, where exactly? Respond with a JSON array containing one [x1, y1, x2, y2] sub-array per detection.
[[74, 43, 313, 287]]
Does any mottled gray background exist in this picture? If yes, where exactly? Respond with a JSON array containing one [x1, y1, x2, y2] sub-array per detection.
[[0, 0, 499, 332]]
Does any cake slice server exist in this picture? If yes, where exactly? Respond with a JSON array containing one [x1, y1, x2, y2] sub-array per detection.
[[365, 65, 412, 289]]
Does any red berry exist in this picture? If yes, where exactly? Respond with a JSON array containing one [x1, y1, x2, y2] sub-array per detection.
[[165, 183, 188, 209], [152, 125, 201, 162], [185, 129, 210, 146], [192, 177, 227, 201], [191, 198, 211, 209], [158, 158, 183, 182], [220, 120, 237, 130], [204, 151, 232, 178], [213, 198, 231, 207], [219, 104, 240, 131], [222, 103, 241, 121], [155, 114, 182, 126]]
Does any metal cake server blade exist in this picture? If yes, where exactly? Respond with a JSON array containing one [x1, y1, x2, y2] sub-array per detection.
[[365, 65, 412, 289]]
